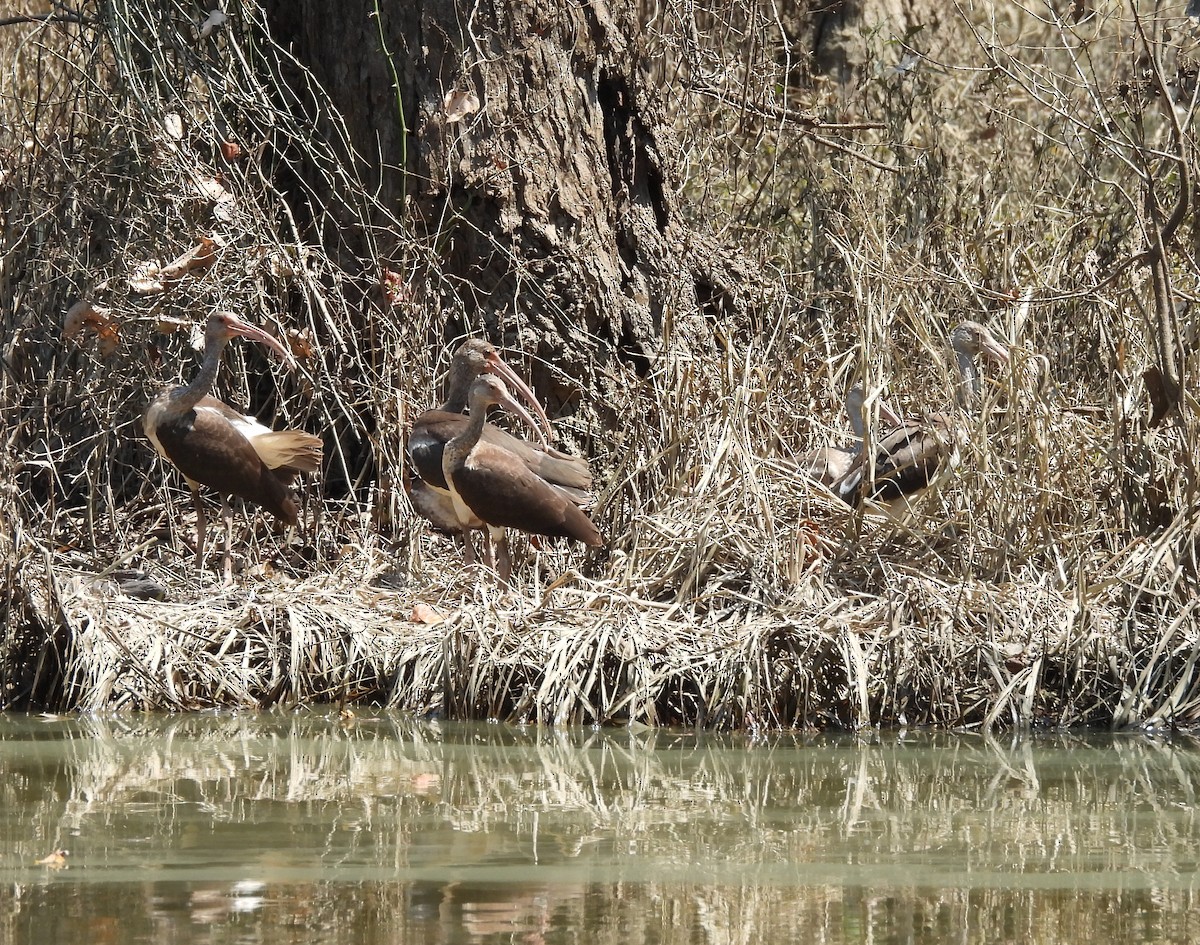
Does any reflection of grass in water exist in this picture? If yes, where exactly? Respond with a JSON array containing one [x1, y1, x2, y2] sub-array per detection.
[[7, 718, 1200, 941], [1, 3, 1197, 731]]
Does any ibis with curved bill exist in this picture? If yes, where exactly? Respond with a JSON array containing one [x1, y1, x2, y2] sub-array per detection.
[[831, 321, 1010, 510], [407, 338, 591, 565], [442, 374, 603, 583], [143, 311, 322, 581]]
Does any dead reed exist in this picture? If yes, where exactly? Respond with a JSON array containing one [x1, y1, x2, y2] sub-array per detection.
[[2, 2, 1199, 727]]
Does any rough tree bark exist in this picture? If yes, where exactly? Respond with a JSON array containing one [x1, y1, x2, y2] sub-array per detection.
[[259, 0, 752, 426], [256, 0, 938, 424]]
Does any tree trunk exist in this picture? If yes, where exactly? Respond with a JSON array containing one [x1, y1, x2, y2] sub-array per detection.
[[259, 0, 743, 426]]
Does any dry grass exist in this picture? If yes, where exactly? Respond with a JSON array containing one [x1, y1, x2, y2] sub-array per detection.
[[3, 1, 1200, 727]]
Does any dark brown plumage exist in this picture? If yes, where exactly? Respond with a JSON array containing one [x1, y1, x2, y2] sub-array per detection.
[[832, 321, 1010, 509], [407, 339, 591, 562], [143, 311, 322, 579], [444, 375, 603, 583]]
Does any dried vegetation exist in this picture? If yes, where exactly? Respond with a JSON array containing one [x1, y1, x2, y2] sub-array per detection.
[[2, 1, 1200, 728]]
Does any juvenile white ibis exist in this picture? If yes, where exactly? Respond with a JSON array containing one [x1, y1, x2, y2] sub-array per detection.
[[795, 385, 902, 486], [831, 321, 1010, 510], [143, 311, 322, 580], [442, 374, 603, 583], [407, 338, 592, 564]]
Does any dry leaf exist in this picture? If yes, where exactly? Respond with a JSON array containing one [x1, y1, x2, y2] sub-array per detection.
[[194, 174, 236, 221], [411, 602, 446, 625], [443, 89, 480, 123], [163, 113, 184, 141], [133, 236, 221, 294], [62, 301, 120, 355], [159, 237, 217, 280], [381, 268, 411, 306], [257, 246, 306, 279], [219, 139, 242, 161], [128, 270, 166, 295], [286, 327, 314, 360], [195, 174, 231, 204], [155, 316, 190, 334], [198, 9, 228, 40]]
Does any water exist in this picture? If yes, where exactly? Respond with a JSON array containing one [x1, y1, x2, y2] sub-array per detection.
[[1, 713, 1199, 944]]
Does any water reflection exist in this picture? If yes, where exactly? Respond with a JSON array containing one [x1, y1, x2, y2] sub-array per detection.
[[1, 715, 1199, 942]]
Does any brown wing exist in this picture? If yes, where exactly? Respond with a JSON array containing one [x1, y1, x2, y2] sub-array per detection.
[[408, 410, 465, 490], [404, 469, 480, 532], [481, 425, 593, 494], [151, 403, 298, 524], [449, 442, 602, 547], [195, 395, 323, 473], [409, 409, 592, 497], [833, 416, 950, 505]]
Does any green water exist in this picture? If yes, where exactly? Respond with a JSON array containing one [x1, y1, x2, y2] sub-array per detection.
[[1, 713, 1198, 943]]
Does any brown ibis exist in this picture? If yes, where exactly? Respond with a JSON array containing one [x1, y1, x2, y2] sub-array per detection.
[[143, 311, 322, 581], [442, 374, 603, 583], [407, 338, 592, 564], [831, 321, 1010, 510], [795, 385, 902, 486]]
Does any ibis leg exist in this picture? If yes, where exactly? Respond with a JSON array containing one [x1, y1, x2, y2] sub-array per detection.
[[221, 495, 234, 585], [461, 527, 477, 567], [189, 481, 206, 572], [490, 526, 511, 586]]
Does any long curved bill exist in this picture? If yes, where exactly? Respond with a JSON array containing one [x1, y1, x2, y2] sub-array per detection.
[[488, 377, 543, 441], [980, 333, 1011, 365], [483, 349, 553, 444], [220, 311, 293, 364]]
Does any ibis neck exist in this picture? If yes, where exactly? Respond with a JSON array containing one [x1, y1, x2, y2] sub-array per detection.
[[173, 334, 228, 412], [845, 387, 866, 439], [955, 348, 981, 411], [441, 361, 474, 414], [444, 393, 489, 467]]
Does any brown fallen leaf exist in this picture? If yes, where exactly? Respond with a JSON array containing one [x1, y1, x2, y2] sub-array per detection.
[[131, 237, 220, 295], [197, 174, 228, 200], [219, 139, 242, 161], [62, 301, 120, 356], [192, 175, 235, 225], [381, 268, 411, 306], [159, 237, 217, 280], [411, 602, 447, 625], [155, 315, 190, 334], [285, 327, 314, 361], [128, 267, 166, 295]]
